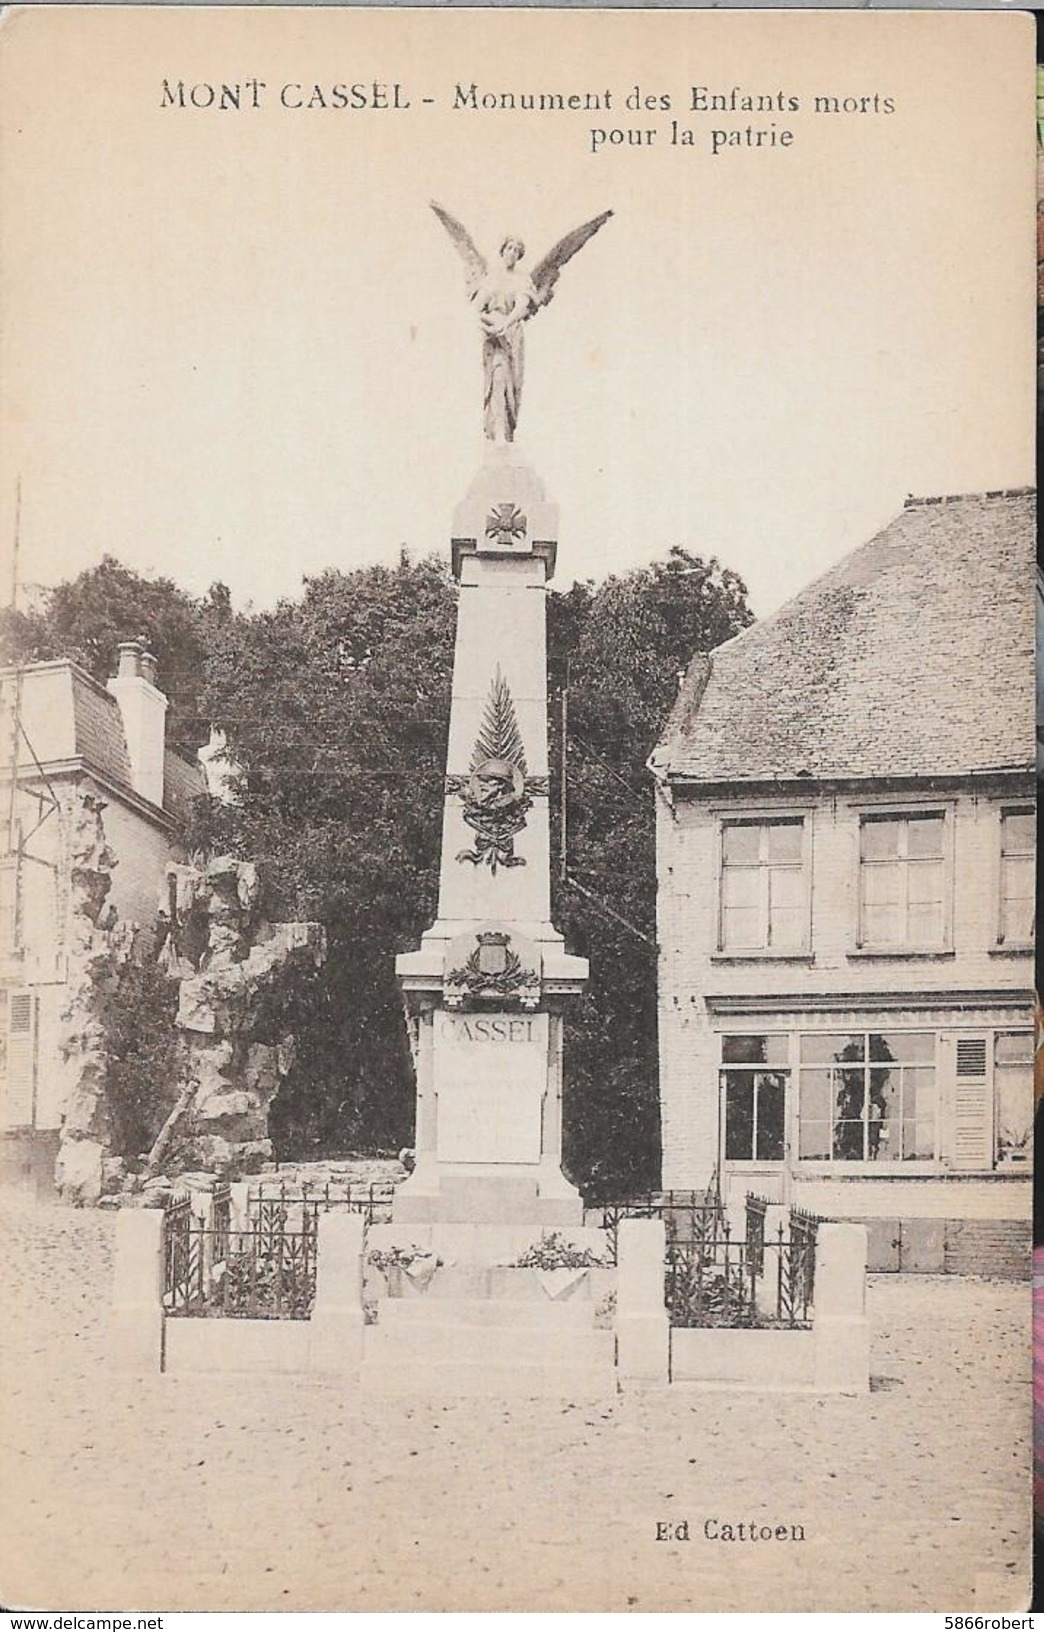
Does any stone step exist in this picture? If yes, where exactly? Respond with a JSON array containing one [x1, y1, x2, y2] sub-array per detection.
[[359, 1355, 618, 1398], [379, 1295, 597, 1328], [366, 1320, 613, 1367]]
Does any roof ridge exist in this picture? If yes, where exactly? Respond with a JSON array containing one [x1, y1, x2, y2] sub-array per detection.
[[903, 485, 1034, 509]]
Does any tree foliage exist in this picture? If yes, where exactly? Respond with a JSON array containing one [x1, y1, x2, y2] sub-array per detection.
[[548, 548, 753, 1198], [18, 544, 753, 1194], [1, 556, 230, 758], [198, 552, 458, 1156]]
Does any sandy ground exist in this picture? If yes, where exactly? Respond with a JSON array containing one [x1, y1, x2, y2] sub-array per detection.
[[0, 1198, 1031, 1614]]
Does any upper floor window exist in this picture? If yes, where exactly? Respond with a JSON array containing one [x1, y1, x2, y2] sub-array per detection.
[[997, 808, 1035, 947], [719, 817, 807, 953], [857, 811, 947, 950]]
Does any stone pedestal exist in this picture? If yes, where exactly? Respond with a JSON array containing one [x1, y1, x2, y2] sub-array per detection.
[[394, 446, 588, 1231], [111, 1208, 165, 1374], [812, 1222, 870, 1395], [615, 1217, 669, 1388]]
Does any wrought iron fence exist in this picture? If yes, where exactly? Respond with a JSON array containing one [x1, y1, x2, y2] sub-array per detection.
[[783, 1206, 824, 1326], [594, 1189, 726, 1266], [248, 1178, 395, 1229], [596, 1189, 824, 1329], [163, 1192, 318, 1320], [666, 1220, 760, 1328], [745, 1192, 769, 1279]]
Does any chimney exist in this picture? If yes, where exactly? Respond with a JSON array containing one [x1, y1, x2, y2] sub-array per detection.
[[198, 726, 239, 806], [106, 639, 168, 808]]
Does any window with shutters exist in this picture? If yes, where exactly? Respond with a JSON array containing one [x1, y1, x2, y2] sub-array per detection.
[[1, 990, 37, 1128], [997, 809, 1035, 947], [951, 1035, 992, 1171], [856, 810, 950, 950], [718, 816, 809, 953], [797, 1031, 936, 1165]]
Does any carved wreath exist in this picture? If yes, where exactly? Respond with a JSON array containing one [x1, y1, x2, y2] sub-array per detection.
[[446, 944, 528, 996]]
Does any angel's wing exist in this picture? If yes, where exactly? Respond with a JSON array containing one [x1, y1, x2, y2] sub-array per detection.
[[530, 209, 613, 306], [430, 202, 488, 292]]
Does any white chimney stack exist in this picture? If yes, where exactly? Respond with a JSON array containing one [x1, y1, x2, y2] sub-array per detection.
[[106, 639, 167, 808]]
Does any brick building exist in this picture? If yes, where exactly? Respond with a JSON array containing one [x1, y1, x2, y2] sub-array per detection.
[[0, 642, 204, 1192], [650, 490, 1035, 1273]]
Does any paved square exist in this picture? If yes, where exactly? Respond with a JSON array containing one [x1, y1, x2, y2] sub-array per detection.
[[0, 1202, 1030, 1612]]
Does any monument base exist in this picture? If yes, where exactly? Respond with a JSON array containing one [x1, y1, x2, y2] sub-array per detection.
[[392, 1164, 583, 1227]]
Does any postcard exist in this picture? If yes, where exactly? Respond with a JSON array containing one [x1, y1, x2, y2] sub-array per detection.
[[0, 5, 1034, 1614]]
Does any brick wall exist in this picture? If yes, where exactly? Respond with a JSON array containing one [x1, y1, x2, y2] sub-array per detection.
[[943, 1218, 1032, 1279]]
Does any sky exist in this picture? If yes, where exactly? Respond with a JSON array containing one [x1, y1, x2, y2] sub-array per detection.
[[0, 6, 1035, 621]]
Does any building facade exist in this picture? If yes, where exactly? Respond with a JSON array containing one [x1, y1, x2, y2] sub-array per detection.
[[0, 642, 204, 1191], [650, 490, 1035, 1273]]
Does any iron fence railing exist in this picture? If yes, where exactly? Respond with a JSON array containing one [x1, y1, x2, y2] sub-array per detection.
[[745, 1192, 769, 1279], [163, 1195, 318, 1320], [594, 1189, 726, 1266], [784, 1206, 825, 1326], [667, 1221, 760, 1328], [596, 1190, 825, 1329], [248, 1179, 395, 1229]]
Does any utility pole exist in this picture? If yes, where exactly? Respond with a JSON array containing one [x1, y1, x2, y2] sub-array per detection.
[[559, 653, 569, 885]]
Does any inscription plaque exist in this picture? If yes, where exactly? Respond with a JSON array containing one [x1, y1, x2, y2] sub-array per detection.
[[434, 1009, 548, 1164]]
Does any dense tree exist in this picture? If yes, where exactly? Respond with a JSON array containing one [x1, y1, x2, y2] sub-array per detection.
[[548, 549, 753, 1198], [0, 557, 230, 758], [197, 552, 458, 1156], [14, 544, 752, 1193]]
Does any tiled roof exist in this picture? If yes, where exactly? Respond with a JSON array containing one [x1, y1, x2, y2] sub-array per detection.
[[162, 746, 206, 825], [652, 489, 1036, 785], [69, 667, 134, 788]]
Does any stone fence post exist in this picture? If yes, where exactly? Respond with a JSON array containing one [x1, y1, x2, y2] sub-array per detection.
[[230, 1180, 252, 1233], [752, 1202, 787, 1321], [615, 1217, 669, 1388], [310, 1211, 366, 1374], [111, 1207, 166, 1374], [813, 1221, 870, 1394]]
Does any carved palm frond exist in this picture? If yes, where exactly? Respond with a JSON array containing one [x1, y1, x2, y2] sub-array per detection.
[[471, 667, 527, 774]]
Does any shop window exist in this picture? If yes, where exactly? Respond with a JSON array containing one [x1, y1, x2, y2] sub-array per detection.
[[721, 1034, 788, 1161], [798, 1031, 936, 1164]]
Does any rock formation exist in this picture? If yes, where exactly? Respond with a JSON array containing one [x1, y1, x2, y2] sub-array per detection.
[[55, 793, 140, 1204], [153, 856, 326, 1176], [54, 791, 325, 1202]]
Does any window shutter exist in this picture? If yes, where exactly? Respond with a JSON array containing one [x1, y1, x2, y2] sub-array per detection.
[[952, 1035, 991, 1170], [3, 991, 37, 1128]]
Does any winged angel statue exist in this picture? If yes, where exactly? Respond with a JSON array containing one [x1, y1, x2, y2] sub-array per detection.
[[431, 202, 613, 444]]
